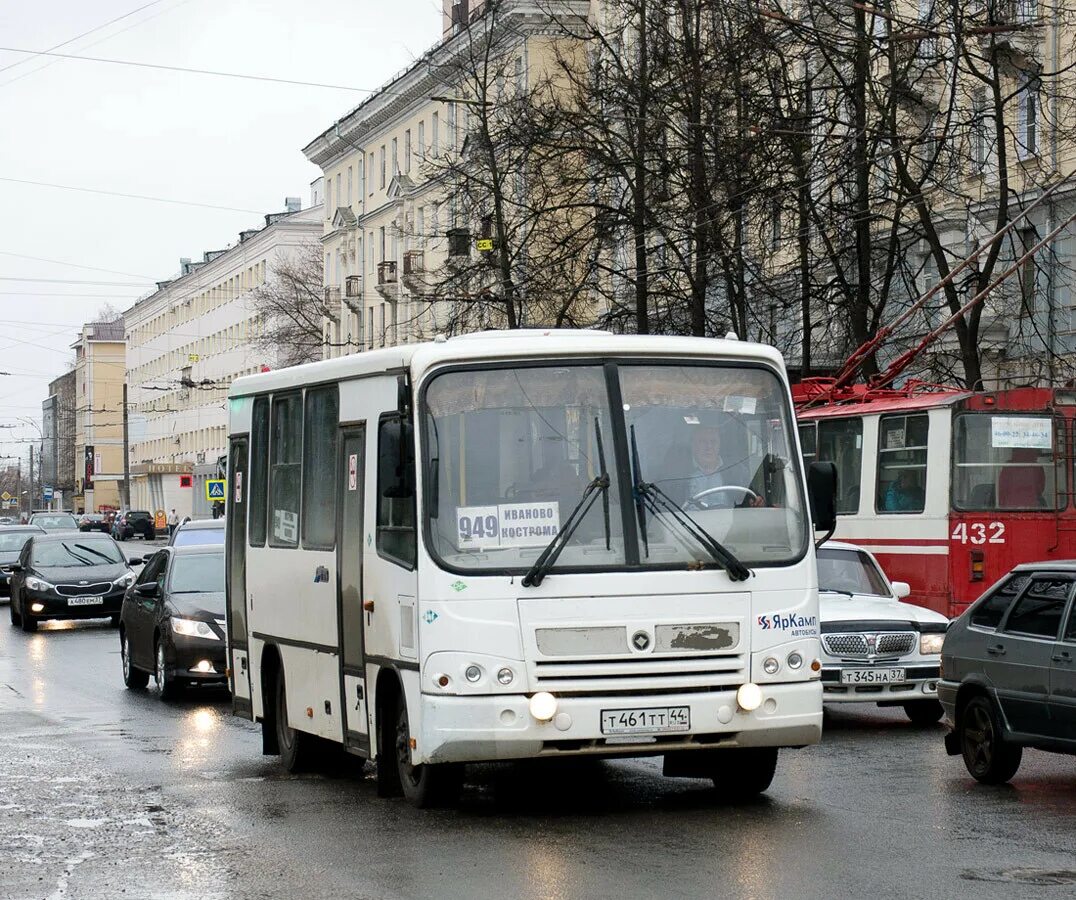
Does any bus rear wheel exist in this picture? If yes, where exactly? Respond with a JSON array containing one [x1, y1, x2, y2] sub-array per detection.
[[711, 748, 778, 801], [393, 693, 461, 808], [275, 666, 317, 773]]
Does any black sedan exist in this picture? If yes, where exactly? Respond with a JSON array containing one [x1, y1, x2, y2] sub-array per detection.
[[8, 533, 139, 631], [79, 513, 111, 533], [119, 545, 227, 698], [112, 510, 156, 541], [0, 525, 45, 598]]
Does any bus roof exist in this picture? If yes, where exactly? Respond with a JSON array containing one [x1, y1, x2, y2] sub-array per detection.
[[797, 390, 970, 419], [228, 330, 790, 398]]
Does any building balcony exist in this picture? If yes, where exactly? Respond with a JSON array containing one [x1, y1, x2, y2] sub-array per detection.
[[376, 260, 398, 302], [402, 250, 426, 293]]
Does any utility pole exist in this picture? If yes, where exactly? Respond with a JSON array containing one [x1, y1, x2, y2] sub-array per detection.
[[16, 461, 21, 520], [29, 446, 34, 514], [122, 382, 131, 509]]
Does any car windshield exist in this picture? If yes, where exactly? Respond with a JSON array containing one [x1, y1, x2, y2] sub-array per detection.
[[173, 527, 225, 546], [32, 539, 123, 567], [169, 552, 225, 593], [423, 361, 806, 573], [32, 515, 79, 530], [817, 547, 891, 597], [0, 531, 36, 551]]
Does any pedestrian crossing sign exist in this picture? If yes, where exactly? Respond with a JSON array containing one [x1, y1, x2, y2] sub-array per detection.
[[206, 479, 227, 502]]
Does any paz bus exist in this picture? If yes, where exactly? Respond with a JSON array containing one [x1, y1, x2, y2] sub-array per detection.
[[225, 330, 833, 806], [797, 383, 1076, 619]]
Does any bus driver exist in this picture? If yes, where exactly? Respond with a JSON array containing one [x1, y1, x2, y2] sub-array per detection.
[[686, 424, 764, 508]]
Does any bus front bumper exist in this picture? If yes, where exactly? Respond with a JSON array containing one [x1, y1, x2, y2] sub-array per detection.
[[416, 681, 822, 765]]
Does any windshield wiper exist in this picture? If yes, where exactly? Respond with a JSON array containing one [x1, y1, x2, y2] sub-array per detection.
[[820, 588, 854, 597], [73, 544, 117, 564], [629, 425, 751, 582], [522, 418, 611, 588], [59, 545, 94, 566]]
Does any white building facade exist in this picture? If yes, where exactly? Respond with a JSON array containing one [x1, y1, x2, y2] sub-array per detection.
[[123, 200, 322, 516]]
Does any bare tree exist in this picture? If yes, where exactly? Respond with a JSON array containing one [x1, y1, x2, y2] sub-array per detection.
[[248, 242, 338, 367]]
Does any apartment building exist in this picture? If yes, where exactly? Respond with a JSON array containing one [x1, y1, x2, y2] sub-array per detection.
[[41, 369, 76, 510], [72, 319, 125, 513], [303, 0, 590, 358], [123, 198, 322, 516]]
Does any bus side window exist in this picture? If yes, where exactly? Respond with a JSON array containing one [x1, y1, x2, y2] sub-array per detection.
[[269, 393, 302, 548], [377, 413, 416, 568], [249, 396, 269, 547]]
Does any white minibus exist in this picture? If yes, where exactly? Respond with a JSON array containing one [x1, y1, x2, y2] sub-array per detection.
[[225, 330, 835, 806]]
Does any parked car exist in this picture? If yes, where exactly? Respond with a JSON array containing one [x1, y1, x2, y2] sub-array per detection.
[[27, 512, 81, 533], [119, 545, 227, 698], [817, 541, 950, 724], [78, 513, 111, 533], [0, 525, 45, 599], [112, 510, 156, 541], [940, 563, 1076, 784], [0, 516, 14, 525], [8, 532, 139, 631], [168, 519, 225, 547]]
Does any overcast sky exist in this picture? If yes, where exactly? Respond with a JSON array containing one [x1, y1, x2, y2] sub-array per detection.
[[0, 0, 441, 468]]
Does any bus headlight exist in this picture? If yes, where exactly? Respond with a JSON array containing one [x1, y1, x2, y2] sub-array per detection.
[[763, 657, 780, 675], [920, 634, 945, 655], [529, 691, 558, 722], [464, 665, 482, 683], [497, 667, 514, 685], [787, 652, 803, 670], [737, 683, 763, 712]]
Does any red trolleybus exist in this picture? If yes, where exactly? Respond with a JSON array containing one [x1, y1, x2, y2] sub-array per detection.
[[796, 383, 1076, 618]]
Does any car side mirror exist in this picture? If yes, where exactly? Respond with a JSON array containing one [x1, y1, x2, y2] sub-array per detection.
[[891, 581, 911, 599], [135, 582, 159, 598], [10, 563, 23, 573], [807, 461, 838, 535]]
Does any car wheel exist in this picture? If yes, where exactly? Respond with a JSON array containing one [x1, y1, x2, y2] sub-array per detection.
[[394, 691, 462, 808], [711, 748, 779, 801], [121, 631, 149, 689], [903, 700, 945, 726], [154, 639, 180, 700], [275, 665, 316, 773], [959, 695, 1022, 785]]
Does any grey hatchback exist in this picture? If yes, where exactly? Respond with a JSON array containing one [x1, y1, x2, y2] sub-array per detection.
[[940, 564, 1076, 784]]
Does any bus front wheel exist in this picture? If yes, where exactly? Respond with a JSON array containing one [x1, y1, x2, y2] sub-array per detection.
[[393, 692, 461, 808], [711, 747, 778, 801], [275, 666, 316, 773]]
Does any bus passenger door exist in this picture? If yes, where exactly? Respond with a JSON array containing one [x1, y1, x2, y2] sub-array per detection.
[[337, 425, 369, 754], [226, 436, 253, 716]]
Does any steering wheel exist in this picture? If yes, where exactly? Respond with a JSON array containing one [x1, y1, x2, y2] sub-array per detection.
[[684, 485, 760, 510]]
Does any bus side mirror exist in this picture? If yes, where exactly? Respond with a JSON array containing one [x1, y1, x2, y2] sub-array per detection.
[[379, 417, 415, 499], [807, 461, 838, 534]]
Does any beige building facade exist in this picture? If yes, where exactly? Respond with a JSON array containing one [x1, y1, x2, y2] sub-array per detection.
[[72, 320, 126, 514]]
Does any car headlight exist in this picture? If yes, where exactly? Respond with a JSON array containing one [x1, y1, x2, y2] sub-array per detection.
[[920, 633, 945, 655], [25, 576, 54, 592], [171, 617, 219, 640], [113, 572, 136, 588]]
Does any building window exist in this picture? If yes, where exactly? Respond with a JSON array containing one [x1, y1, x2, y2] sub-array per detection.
[[447, 102, 456, 152], [391, 137, 398, 176], [347, 166, 352, 206], [326, 178, 333, 214], [515, 56, 524, 93], [379, 145, 386, 189], [358, 155, 365, 199], [335, 173, 341, 207], [1018, 73, 1038, 159], [404, 129, 411, 173], [367, 307, 374, 350], [379, 304, 386, 347], [431, 112, 439, 156], [301, 386, 339, 549], [417, 206, 425, 248], [368, 153, 375, 195], [379, 226, 386, 262], [417, 120, 425, 161]]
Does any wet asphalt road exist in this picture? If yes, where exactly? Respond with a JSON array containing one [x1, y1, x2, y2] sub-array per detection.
[[2, 555, 1075, 900]]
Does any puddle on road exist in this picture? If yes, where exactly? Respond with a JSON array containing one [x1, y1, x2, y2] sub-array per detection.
[[963, 868, 1076, 885]]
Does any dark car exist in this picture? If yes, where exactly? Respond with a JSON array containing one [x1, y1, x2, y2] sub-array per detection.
[[168, 519, 225, 547], [8, 533, 138, 631], [0, 525, 45, 598], [940, 562, 1076, 784], [119, 545, 227, 698], [79, 513, 111, 533], [28, 512, 81, 533], [113, 510, 156, 541]]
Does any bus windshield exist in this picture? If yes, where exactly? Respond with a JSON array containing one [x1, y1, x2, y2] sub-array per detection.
[[423, 361, 807, 573]]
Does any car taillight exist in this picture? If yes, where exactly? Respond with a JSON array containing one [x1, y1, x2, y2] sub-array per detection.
[[970, 549, 984, 582]]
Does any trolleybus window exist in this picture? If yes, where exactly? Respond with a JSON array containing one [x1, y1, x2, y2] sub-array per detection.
[[797, 419, 862, 514], [249, 396, 269, 547], [301, 386, 339, 549], [953, 413, 1062, 511], [423, 365, 624, 571], [269, 393, 302, 548], [876, 414, 928, 514]]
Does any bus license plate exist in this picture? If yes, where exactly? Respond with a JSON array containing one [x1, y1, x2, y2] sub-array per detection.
[[600, 706, 690, 735], [840, 668, 905, 685], [67, 596, 103, 606]]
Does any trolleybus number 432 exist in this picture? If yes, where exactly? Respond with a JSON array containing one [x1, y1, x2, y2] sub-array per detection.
[[950, 522, 1006, 545]]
